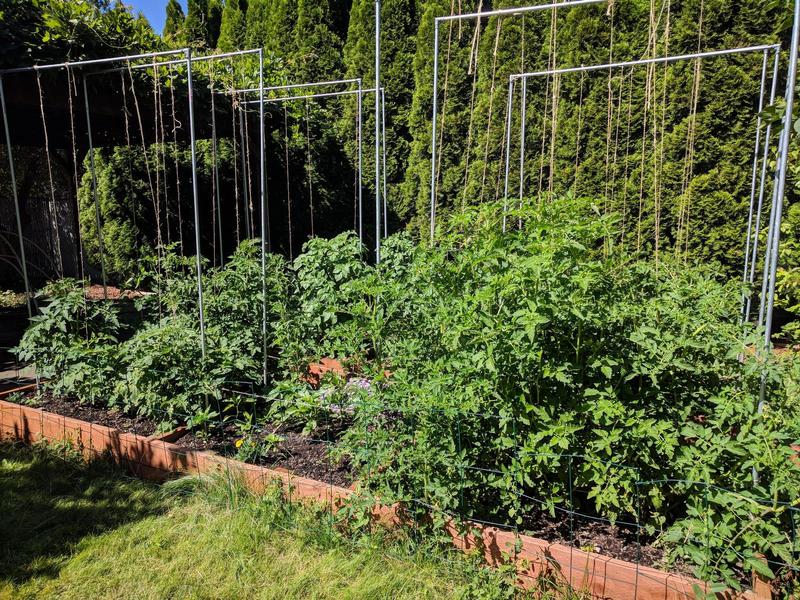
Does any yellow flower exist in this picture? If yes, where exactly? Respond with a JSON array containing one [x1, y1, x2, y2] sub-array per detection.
[[235, 438, 244, 448]]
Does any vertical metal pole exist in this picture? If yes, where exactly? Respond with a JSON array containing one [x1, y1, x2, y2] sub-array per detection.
[[375, 0, 382, 262], [381, 87, 389, 238], [186, 49, 207, 358], [259, 48, 269, 387], [211, 87, 224, 267], [764, 4, 800, 345], [82, 76, 108, 300], [755, 0, 800, 483], [502, 79, 515, 233], [518, 76, 528, 201], [239, 104, 252, 239], [741, 50, 769, 323], [758, 166, 780, 328], [0, 76, 33, 319], [746, 49, 781, 323], [429, 19, 440, 243], [358, 80, 364, 241]]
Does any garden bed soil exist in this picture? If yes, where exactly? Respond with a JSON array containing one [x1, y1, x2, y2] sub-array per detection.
[[521, 511, 676, 573], [175, 422, 354, 488], [20, 391, 159, 437]]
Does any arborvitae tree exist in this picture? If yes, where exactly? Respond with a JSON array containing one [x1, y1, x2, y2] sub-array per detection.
[[400, 0, 473, 233], [340, 0, 372, 177], [163, 0, 185, 43], [78, 148, 150, 280], [265, 0, 299, 62], [217, 0, 247, 51], [244, 0, 270, 49], [207, 0, 223, 48], [340, 0, 420, 223], [183, 0, 210, 48], [293, 0, 343, 82]]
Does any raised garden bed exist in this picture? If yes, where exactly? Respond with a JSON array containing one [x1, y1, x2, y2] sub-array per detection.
[[1, 388, 667, 566], [10, 387, 356, 488], [0, 384, 773, 600]]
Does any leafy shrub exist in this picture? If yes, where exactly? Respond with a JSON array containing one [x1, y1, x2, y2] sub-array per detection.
[[203, 239, 288, 378], [116, 315, 261, 427], [115, 315, 208, 424], [131, 244, 201, 318], [331, 199, 800, 589], [15, 279, 122, 402], [275, 232, 369, 368]]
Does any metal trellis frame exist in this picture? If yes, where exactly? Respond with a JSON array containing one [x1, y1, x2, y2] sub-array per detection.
[[427, 0, 608, 242], [0, 48, 190, 320], [0, 47, 270, 370], [757, 0, 800, 446], [375, 0, 382, 262], [240, 81, 388, 246], [742, 49, 779, 325], [503, 43, 784, 325]]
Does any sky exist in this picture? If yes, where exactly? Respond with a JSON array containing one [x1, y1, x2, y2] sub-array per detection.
[[126, 0, 186, 36]]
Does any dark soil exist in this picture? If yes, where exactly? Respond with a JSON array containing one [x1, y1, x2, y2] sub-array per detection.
[[177, 421, 354, 488], [172, 423, 238, 453], [254, 430, 353, 488], [521, 509, 672, 571], [16, 391, 159, 437]]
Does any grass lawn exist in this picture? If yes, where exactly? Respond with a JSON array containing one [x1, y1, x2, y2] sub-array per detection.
[[0, 442, 538, 599]]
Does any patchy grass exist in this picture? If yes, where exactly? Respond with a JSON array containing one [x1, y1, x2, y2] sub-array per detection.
[[0, 443, 553, 599]]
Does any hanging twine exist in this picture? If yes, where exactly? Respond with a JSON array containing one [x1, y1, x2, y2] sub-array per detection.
[[127, 62, 160, 254], [284, 104, 293, 260], [67, 67, 86, 283], [231, 91, 241, 247], [482, 17, 503, 201], [36, 71, 64, 277], [168, 65, 184, 252], [305, 100, 315, 238]]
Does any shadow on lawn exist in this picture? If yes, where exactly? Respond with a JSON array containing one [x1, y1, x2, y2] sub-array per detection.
[[0, 442, 163, 585]]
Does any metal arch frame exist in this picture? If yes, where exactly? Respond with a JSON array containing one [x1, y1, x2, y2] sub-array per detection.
[[88, 48, 269, 363], [239, 79, 386, 246], [744, 49, 781, 325], [244, 86, 383, 102], [508, 43, 781, 80], [758, 0, 800, 421], [501, 17, 800, 477], [0, 48, 189, 323], [502, 43, 782, 315], [236, 79, 366, 242], [234, 78, 363, 95], [0, 48, 270, 372], [375, 0, 382, 262], [244, 89, 386, 232], [498, 18, 800, 451], [427, 0, 608, 242], [503, 43, 781, 231], [0, 49, 189, 76]]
